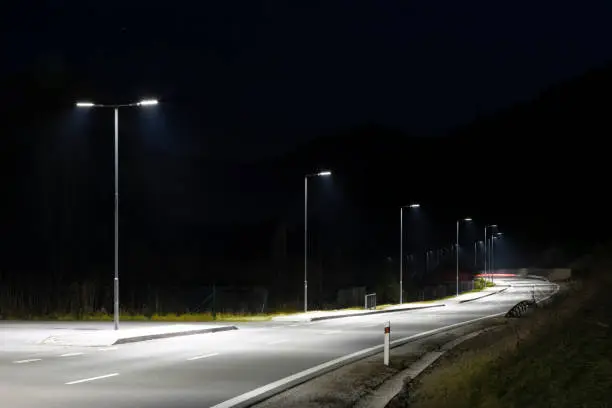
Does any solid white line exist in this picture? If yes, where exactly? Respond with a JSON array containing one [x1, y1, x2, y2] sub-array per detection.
[[13, 359, 42, 364], [60, 352, 84, 357], [321, 330, 342, 335], [288, 324, 300, 327], [65, 373, 119, 385], [187, 353, 219, 361], [209, 311, 508, 408], [98, 347, 118, 351], [267, 339, 288, 345]]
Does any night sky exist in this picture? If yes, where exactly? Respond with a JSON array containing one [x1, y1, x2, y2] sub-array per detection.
[[2, 1, 612, 300], [4, 1, 612, 157]]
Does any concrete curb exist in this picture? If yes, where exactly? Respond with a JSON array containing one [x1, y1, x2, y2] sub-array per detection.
[[458, 287, 509, 303], [354, 329, 486, 408], [114, 325, 238, 345], [309, 304, 446, 322], [42, 325, 238, 347], [361, 283, 562, 408], [218, 281, 561, 408], [210, 312, 507, 408]]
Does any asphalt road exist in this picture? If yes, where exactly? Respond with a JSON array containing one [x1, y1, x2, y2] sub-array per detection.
[[0, 278, 555, 408]]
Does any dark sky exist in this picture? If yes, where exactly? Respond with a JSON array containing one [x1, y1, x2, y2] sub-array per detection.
[[4, 1, 612, 159], [2, 1, 611, 276]]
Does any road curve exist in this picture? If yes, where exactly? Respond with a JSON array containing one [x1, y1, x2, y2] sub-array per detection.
[[0, 278, 555, 408]]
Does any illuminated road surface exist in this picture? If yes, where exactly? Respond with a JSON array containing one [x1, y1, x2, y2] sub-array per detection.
[[0, 278, 555, 408]]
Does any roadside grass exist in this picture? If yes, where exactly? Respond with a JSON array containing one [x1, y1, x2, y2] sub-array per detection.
[[377, 280, 496, 309], [4, 312, 281, 322], [3, 280, 496, 321], [404, 278, 612, 408]]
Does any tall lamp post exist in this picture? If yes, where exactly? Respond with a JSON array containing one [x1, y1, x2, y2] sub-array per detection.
[[399, 204, 420, 304], [492, 232, 503, 276], [456, 218, 472, 296], [304, 170, 331, 312], [76, 99, 159, 330], [484, 224, 497, 282]]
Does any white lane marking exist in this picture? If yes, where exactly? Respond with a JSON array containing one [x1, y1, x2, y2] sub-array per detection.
[[288, 324, 300, 327], [60, 352, 84, 357], [98, 347, 118, 351], [66, 373, 119, 385], [209, 311, 512, 408], [361, 323, 381, 328], [267, 339, 288, 345], [187, 353, 219, 361], [321, 330, 342, 335], [13, 359, 42, 364]]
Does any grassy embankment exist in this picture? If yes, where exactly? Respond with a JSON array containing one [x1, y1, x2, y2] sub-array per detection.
[[400, 276, 612, 408], [376, 278, 495, 309], [4, 279, 494, 322]]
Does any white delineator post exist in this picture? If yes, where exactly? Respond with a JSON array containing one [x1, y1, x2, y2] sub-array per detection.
[[384, 321, 391, 366]]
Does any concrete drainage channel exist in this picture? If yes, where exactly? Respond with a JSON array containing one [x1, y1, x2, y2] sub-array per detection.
[[353, 329, 487, 408]]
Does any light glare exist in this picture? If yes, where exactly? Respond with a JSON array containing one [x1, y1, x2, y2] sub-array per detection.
[[409, 203, 420, 208], [138, 99, 159, 106], [464, 218, 473, 221], [317, 171, 332, 176], [76, 102, 94, 107]]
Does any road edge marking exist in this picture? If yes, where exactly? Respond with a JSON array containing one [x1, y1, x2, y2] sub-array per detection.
[[209, 311, 507, 408], [211, 283, 561, 408], [187, 352, 219, 361], [65, 373, 119, 385]]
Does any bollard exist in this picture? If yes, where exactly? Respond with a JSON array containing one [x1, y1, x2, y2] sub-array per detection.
[[384, 321, 390, 366]]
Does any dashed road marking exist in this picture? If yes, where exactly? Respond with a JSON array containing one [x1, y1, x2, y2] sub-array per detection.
[[60, 352, 84, 357], [13, 359, 42, 364], [321, 330, 342, 335], [66, 373, 119, 385], [187, 353, 219, 361], [98, 347, 118, 351]]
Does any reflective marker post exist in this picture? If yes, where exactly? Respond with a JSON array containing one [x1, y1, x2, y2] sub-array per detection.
[[384, 321, 391, 366]]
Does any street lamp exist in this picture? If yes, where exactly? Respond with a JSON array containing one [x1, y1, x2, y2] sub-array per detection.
[[399, 203, 420, 304], [76, 98, 159, 330], [474, 241, 483, 267], [304, 170, 332, 312], [484, 224, 497, 282], [492, 234, 502, 273], [456, 218, 472, 296]]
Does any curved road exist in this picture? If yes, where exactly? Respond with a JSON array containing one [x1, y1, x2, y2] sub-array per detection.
[[0, 278, 555, 408]]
